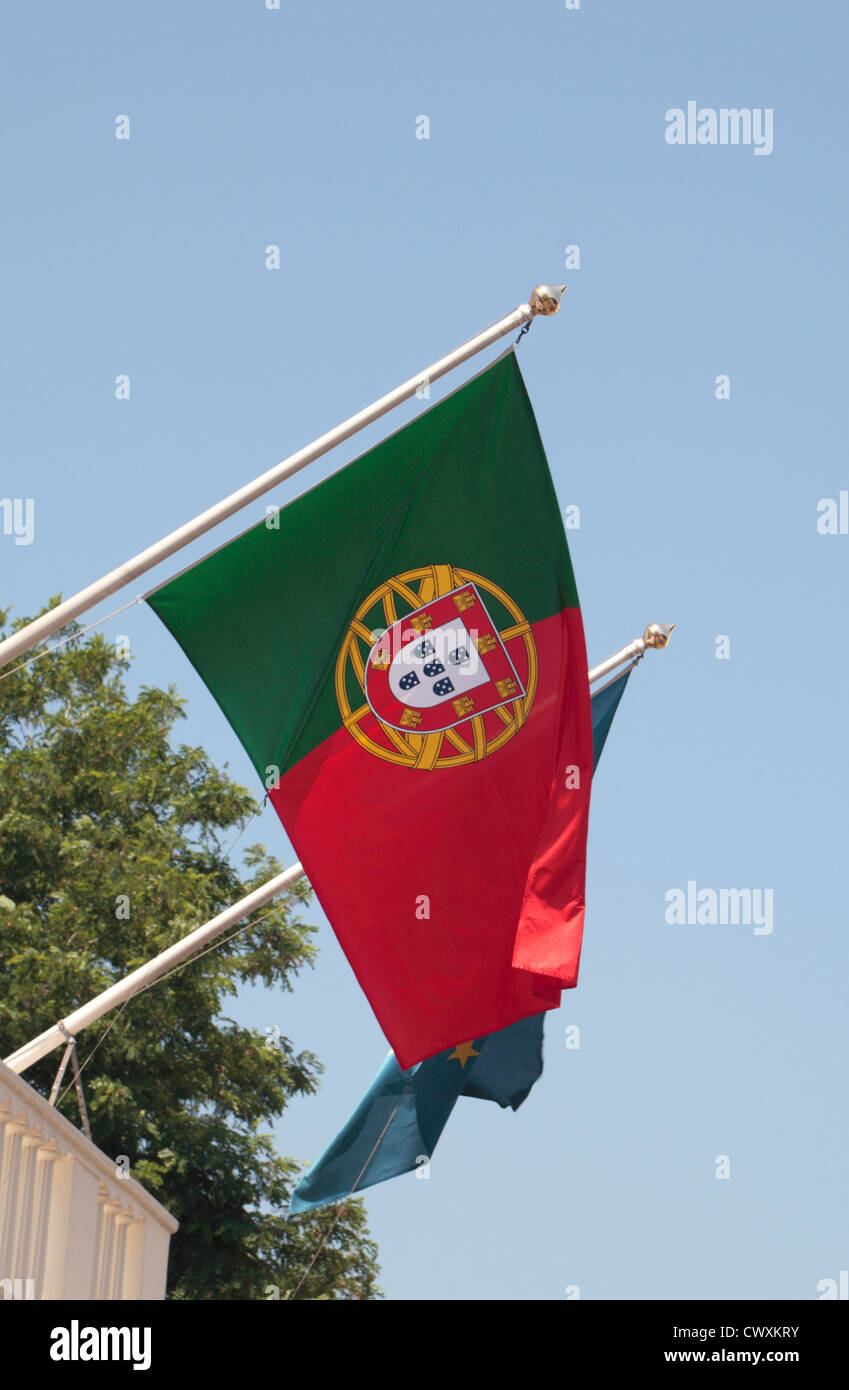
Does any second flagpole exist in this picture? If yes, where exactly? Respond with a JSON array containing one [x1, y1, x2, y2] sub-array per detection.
[[2, 623, 673, 1079]]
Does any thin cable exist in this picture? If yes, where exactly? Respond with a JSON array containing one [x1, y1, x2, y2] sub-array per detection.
[[287, 1096, 404, 1301], [54, 908, 277, 1109], [218, 797, 268, 864], [0, 596, 143, 683]]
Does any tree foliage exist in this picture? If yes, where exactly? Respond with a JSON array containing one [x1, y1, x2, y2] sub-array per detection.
[[0, 602, 380, 1299]]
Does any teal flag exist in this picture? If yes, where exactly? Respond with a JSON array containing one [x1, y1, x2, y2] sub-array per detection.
[[289, 670, 631, 1215], [587, 668, 631, 763]]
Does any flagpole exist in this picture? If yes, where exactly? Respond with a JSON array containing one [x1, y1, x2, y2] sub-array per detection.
[[2, 862, 306, 1077], [3, 621, 673, 1080], [587, 622, 675, 685], [0, 285, 567, 674]]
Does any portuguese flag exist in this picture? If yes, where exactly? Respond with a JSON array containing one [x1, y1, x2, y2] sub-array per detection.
[[148, 351, 593, 1068]]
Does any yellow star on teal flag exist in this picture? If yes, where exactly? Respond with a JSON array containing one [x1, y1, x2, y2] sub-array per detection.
[[448, 1042, 480, 1068]]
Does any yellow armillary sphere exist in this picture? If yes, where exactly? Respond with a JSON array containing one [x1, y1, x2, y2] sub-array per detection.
[[334, 563, 538, 771]]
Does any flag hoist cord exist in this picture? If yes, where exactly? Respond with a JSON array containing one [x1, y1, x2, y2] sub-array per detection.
[[3, 626, 673, 1080]]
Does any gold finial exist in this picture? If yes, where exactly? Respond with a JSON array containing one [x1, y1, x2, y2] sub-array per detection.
[[643, 623, 675, 649], [529, 284, 567, 316]]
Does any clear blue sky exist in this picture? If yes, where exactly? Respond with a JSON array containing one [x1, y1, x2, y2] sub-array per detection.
[[2, 0, 847, 1300]]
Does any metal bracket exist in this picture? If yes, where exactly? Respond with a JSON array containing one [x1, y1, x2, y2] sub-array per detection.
[[48, 1024, 92, 1141]]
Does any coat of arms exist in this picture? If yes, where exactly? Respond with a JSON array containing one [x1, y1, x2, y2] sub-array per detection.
[[335, 564, 538, 770]]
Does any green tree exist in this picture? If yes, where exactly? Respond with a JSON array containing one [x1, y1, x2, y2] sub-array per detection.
[[0, 602, 380, 1300]]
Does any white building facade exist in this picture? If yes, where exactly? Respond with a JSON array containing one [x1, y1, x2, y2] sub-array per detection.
[[0, 1060, 177, 1300]]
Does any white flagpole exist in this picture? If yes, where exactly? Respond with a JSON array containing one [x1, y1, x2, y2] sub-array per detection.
[[588, 622, 675, 685], [3, 862, 306, 1077], [3, 622, 673, 1079], [0, 285, 566, 674]]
